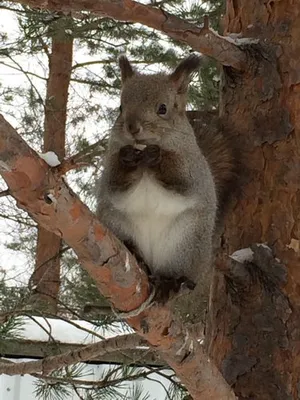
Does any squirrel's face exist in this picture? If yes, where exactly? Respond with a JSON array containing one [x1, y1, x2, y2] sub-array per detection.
[[117, 75, 179, 143], [111, 54, 201, 146]]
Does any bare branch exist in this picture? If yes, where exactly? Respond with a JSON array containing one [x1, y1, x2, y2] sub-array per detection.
[[8, 0, 248, 70], [2, 337, 164, 367], [71, 59, 161, 70], [0, 61, 47, 81], [0, 115, 235, 399], [0, 334, 145, 375], [57, 138, 106, 174]]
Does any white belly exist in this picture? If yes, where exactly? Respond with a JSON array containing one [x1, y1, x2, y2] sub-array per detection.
[[112, 174, 196, 271]]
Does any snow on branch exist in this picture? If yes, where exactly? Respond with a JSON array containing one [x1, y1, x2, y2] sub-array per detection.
[[9, 0, 248, 70], [0, 115, 235, 399]]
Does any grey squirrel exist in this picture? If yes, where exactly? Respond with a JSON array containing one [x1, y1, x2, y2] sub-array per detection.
[[97, 54, 234, 301]]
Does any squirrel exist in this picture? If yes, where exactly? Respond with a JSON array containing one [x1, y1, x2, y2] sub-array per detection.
[[96, 54, 234, 304]]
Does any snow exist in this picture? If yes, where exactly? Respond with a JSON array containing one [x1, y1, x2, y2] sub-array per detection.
[[208, 26, 260, 46], [38, 151, 61, 167], [230, 248, 254, 263], [133, 143, 146, 150]]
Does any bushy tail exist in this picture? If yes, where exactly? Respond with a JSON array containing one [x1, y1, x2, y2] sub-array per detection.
[[187, 111, 237, 214]]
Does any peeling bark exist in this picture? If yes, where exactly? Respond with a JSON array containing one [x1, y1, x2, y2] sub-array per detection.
[[207, 0, 300, 398]]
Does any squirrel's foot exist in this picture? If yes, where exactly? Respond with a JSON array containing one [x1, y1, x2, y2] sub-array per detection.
[[119, 145, 143, 167], [119, 144, 161, 168], [150, 275, 196, 303], [143, 145, 161, 167]]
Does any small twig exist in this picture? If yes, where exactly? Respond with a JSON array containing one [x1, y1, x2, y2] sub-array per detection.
[[203, 15, 209, 30], [72, 386, 85, 400], [24, 314, 57, 345], [6, 55, 45, 106], [57, 160, 92, 174], [0, 61, 47, 81], [29, 246, 70, 292], [56, 138, 106, 175]]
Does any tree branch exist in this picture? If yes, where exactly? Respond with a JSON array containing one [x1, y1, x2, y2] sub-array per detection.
[[1, 337, 164, 367], [9, 0, 247, 70], [0, 334, 144, 375], [0, 115, 235, 399], [57, 138, 106, 174]]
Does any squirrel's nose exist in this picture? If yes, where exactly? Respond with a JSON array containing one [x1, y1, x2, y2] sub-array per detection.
[[126, 119, 141, 136]]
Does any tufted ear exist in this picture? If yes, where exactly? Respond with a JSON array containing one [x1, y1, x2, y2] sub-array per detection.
[[118, 55, 135, 84], [170, 54, 201, 94]]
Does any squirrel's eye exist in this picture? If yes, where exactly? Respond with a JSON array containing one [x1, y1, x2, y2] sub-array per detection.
[[157, 104, 167, 115]]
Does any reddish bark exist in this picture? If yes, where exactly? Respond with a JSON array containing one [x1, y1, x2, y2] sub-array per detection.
[[207, 0, 300, 398], [30, 26, 73, 313]]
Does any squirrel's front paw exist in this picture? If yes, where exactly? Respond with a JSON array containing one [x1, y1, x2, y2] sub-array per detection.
[[119, 145, 143, 167], [143, 145, 161, 167]]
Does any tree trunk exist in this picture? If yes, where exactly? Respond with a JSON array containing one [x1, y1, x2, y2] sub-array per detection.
[[208, 1, 300, 398], [30, 21, 73, 314]]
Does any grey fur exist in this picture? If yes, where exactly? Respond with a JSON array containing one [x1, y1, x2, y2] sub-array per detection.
[[97, 55, 217, 297]]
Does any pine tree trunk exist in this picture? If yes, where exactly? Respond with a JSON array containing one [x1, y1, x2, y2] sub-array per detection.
[[207, 1, 300, 398], [30, 22, 73, 314]]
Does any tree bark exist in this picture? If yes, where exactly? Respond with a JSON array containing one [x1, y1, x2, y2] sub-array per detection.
[[30, 21, 73, 314], [207, 1, 300, 399]]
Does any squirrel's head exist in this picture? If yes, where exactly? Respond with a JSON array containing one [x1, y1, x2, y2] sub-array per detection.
[[112, 54, 201, 145]]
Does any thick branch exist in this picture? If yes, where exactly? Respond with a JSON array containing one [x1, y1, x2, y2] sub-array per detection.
[[9, 0, 247, 70], [0, 115, 235, 399]]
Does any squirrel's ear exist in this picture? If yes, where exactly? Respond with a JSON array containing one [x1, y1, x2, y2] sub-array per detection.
[[170, 54, 201, 93], [119, 55, 135, 84]]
